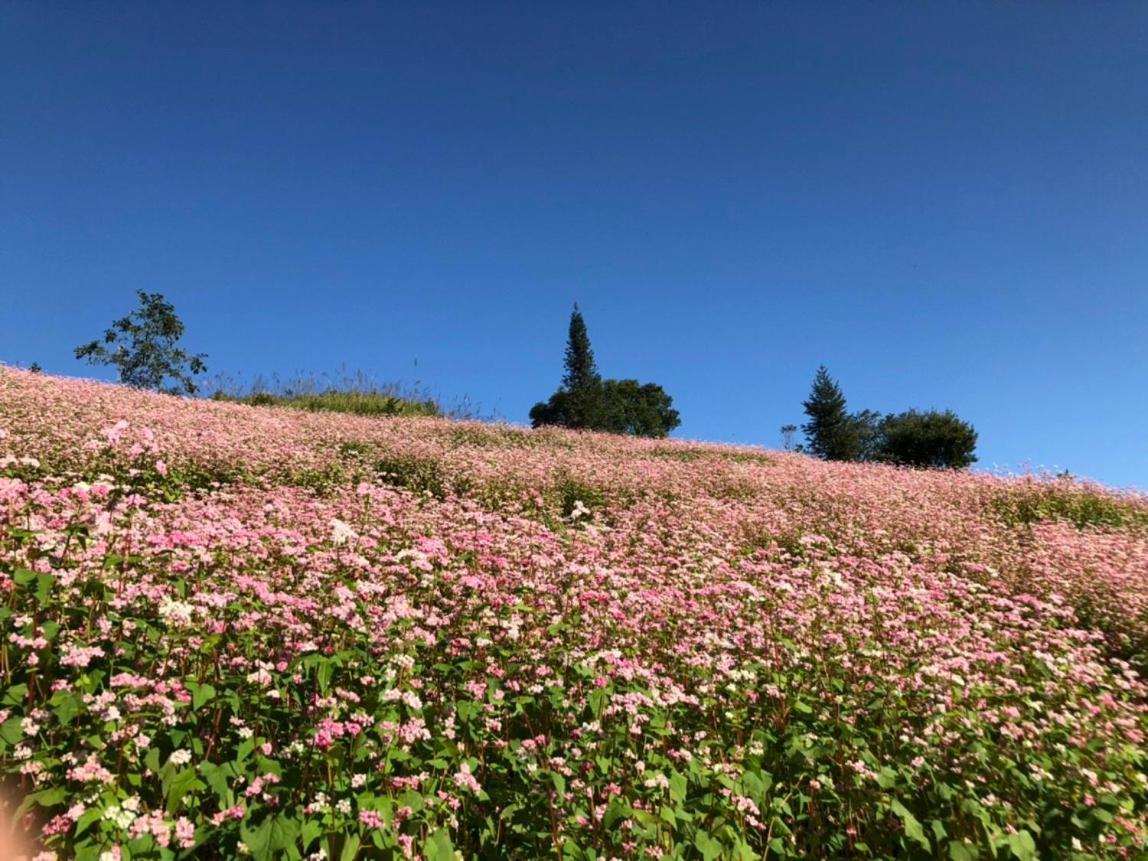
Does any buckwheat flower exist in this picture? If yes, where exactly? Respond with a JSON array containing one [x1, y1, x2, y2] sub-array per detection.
[[174, 817, 195, 849], [330, 518, 356, 546], [453, 762, 482, 794], [169, 749, 192, 767], [157, 598, 195, 626], [335, 799, 352, 815]]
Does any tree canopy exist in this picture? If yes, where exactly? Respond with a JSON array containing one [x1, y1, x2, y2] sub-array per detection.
[[75, 291, 207, 395], [801, 365, 860, 461], [874, 409, 978, 469], [799, 366, 977, 469], [531, 307, 680, 438]]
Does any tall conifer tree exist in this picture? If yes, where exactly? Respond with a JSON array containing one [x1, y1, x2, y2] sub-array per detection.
[[562, 304, 600, 392], [802, 365, 860, 461]]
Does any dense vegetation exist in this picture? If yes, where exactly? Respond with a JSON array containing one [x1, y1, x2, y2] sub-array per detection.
[[1, 367, 1146, 860], [800, 366, 978, 469], [530, 307, 681, 439], [208, 374, 442, 420]]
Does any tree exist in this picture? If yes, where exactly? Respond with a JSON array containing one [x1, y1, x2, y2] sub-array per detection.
[[75, 291, 207, 395], [801, 366, 860, 461], [532, 305, 605, 430], [562, 304, 599, 393], [599, 379, 681, 438], [780, 424, 798, 451], [874, 409, 977, 469], [529, 389, 572, 429], [851, 409, 885, 462], [531, 306, 681, 437]]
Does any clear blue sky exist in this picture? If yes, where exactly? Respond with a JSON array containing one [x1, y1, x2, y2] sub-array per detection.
[[2, 2, 1146, 488]]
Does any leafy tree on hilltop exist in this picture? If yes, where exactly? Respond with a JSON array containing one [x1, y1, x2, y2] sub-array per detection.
[[875, 409, 978, 469], [852, 409, 885, 462], [75, 291, 207, 395], [802, 365, 860, 461], [600, 379, 681, 438], [531, 306, 680, 438]]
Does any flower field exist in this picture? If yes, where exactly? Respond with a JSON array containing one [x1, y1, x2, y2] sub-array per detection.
[[1, 368, 1146, 860]]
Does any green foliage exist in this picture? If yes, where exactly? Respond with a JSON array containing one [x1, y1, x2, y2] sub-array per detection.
[[375, 453, 448, 498], [216, 388, 440, 418], [852, 408, 886, 462], [531, 305, 606, 431], [561, 303, 600, 394], [209, 370, 441, 418], [801, 366, 860, 461], [551, 473, 608, 520], [800, 368, 977, 470], [598, 379, 681, 438], [74, 291, 207, 395], [532, 307, 681, 437], [991, 482, 1148, 531], [875, 409, 978, 469]]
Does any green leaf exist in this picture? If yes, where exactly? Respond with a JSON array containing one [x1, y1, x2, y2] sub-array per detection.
[[891, 799, 931, 852], [1007, 830, 1036, 861], [317, 659, 335, 695], [301, 819, 323, 850], [35, 572, 55, 605], [200, 762, 233, 804], [17, 787, 68, 817], [144, 746, 161, 775], [694, 831, 722, 861], [948, 842, 977, 861], [424, 828, 454, 861], [669, 771, 687, 803], [189, 682, 216, 710], [13, 568, 36, 586], [51, 690, 82, 726], [0, 717, 22, 746], [242, 814, 301, 861], [339, 833, 361, 861]]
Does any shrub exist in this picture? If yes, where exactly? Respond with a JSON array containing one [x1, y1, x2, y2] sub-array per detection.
[[875, 409, 978, 469]]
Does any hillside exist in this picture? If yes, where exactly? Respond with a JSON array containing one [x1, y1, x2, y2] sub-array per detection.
[[1, 367, 1146, 860]]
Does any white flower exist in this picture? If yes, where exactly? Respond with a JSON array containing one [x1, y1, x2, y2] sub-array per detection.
[[158, 598, 195, 626], [169, 749, 192, 767], [330, 519, 357, 546]]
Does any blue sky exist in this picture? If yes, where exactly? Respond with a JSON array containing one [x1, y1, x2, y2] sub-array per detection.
[[2, 2, 1146, 488]]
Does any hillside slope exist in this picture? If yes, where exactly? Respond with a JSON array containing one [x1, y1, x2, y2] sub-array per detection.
[[1, 368, 1146, 859]]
